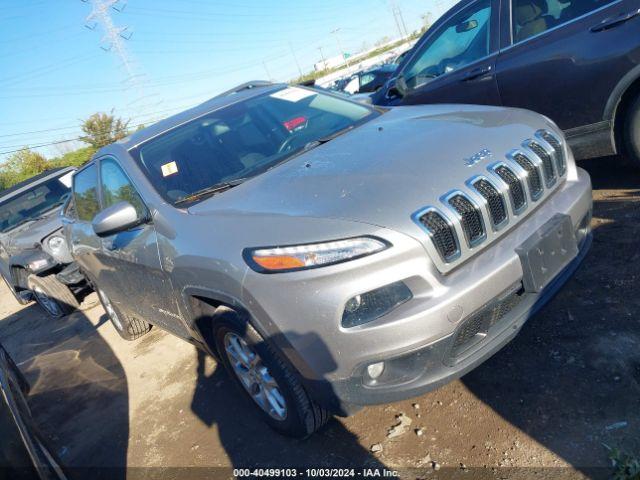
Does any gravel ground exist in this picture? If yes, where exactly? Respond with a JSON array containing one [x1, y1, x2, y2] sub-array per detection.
[[0, 156, 638, 479]]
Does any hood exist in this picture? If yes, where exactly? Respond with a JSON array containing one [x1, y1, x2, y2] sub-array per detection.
[[189, 104, 556, 240], [3, 207, 63, 255]]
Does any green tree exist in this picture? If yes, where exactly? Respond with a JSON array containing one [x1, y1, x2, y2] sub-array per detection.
[[80, 112, 130, 149], [49, 146, 97, 169], [0, 148, 49, 189]]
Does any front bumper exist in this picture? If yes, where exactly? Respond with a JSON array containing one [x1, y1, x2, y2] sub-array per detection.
[[330, 231, 591, 414], [242, 168, 593, 415]]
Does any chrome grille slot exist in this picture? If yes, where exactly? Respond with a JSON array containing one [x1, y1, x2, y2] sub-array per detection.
[[447, 194, 485, 247], [494, 165, 526, 213], [539, 130, 566, 176], [412, 131, 568, 273], [472, 179, 507, 229], [512, 152, 543, 200], [418, 210, 459, 262], [528, 141, 557, 187]]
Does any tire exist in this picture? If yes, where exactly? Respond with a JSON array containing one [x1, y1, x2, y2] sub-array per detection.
[[96, 288, 151, 341], [214, 314, 330, 438], [624, 93, 640, 167], [27, 274, 79, 318]]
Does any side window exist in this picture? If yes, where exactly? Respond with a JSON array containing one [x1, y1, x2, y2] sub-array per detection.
[[359, 73, 377, 91], [404, 0, 492, 89], [512, 0, 617, 43], [73, 164, 100, 222], [100, 158, 146, 216]]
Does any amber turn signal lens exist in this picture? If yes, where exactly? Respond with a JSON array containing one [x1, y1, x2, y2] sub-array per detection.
[[252, 255, 306, 271]]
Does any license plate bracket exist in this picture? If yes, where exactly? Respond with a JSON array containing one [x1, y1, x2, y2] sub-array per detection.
[[516, 214, 578, 293]]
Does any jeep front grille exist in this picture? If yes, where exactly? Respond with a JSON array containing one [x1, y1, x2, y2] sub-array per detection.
[[512, 153, 543, 201], [412, 132, 568, 272], [472, 179, 507, 228], [418, 210, 459, 261], [447, 194, 485, 246], [539, 130, 566, 176], [528, 141, 557, 187], [494, 165, 526, 213]]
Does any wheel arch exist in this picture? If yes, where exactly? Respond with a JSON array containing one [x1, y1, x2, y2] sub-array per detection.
[[184, 287, 263, 355], [605, 65, 640, 154]]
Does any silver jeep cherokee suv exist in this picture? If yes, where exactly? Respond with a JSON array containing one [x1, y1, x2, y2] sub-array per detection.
[[64, 82, 592, 437]]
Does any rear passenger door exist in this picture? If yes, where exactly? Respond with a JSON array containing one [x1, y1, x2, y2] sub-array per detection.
[[496, 0, 640, 131], [395, 0, 502, 106]]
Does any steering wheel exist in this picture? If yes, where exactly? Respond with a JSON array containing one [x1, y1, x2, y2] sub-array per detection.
[[278, 134, 304, 154]]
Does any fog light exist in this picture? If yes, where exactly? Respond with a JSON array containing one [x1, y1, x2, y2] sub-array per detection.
[[341, 281, 412, 328], [367, 362, 385, 380]]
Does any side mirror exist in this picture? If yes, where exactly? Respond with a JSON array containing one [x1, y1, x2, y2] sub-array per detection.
[[92, 201, 145, 237], [456, 19, 478, 33]]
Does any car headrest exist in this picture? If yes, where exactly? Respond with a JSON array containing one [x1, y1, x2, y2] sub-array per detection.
[[514, 0, 546, 25]]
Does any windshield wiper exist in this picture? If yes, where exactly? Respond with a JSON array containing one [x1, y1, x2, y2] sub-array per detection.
[[174, 178, 247, 206], [298, 125, 357, 155]]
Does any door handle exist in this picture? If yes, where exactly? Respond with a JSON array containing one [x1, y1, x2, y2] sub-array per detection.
[[461, 65, 493, 82], [591, 9, 640, 32]]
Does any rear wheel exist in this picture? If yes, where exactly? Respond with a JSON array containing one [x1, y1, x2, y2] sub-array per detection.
[[623, 94, 640, 167], [213, 316, 329, 438], [96, 288, 151, 341], [27, 274, 79, 318]]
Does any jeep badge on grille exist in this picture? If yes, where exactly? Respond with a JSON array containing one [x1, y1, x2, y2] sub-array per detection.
[[464, 148, 492, 167]]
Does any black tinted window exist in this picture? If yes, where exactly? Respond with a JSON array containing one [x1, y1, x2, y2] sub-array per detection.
[[512, 0, 617, 43], [73, 164, 100, 222], [100, 159, 146, 216]]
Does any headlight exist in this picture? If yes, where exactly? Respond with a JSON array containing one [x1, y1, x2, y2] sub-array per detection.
[[47, 235, 66, 255], [244, 237, 389, 273]]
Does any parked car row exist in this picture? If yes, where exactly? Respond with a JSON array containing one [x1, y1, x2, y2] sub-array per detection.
[[6, 0, 640, 441]]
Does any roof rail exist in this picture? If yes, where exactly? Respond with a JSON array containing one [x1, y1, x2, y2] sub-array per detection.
[[213, 81, 274, 99]]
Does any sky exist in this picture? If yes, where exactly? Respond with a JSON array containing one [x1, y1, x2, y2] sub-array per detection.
[[0, 0, 458, 160]]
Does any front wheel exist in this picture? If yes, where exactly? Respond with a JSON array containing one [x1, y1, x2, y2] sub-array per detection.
[[624, 94, 640, 167], [96, 288, 151, 341], [214, 317, 329, 438], [27, 274, 79, 318]]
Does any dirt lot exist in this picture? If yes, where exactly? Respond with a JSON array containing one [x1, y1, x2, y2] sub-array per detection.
[[0, 156, 638, 478]]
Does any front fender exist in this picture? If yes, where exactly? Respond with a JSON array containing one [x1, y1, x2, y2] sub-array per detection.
[[9, 250, 58, 279]]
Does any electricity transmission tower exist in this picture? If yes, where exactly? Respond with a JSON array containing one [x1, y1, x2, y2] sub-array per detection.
[[82, 0, 162, 120], [391, 1, 409, 38]]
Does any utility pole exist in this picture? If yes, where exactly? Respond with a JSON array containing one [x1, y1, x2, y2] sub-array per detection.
[[318, 46, 327, 70], [391, 1, 409, 38], [331, 28, 351, 70], [390, 2, 404, 39], [262, 60, 273, 81], [289, 41, 303, 78], [397, 4, 409, 37], [83, 0, 162, 118]]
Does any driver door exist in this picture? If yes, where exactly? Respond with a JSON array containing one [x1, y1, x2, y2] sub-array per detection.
[[394, 0, 501, 107]]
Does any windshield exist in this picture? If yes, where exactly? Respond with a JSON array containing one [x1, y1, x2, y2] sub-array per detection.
[[132, 86, 377, 205], [0, 172, 72, 233]]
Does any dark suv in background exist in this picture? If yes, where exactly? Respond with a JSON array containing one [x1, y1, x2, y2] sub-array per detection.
[[373, 0, 640, 165]]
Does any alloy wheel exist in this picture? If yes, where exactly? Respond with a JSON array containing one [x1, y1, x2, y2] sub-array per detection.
[[223, 332, 287, 421]]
